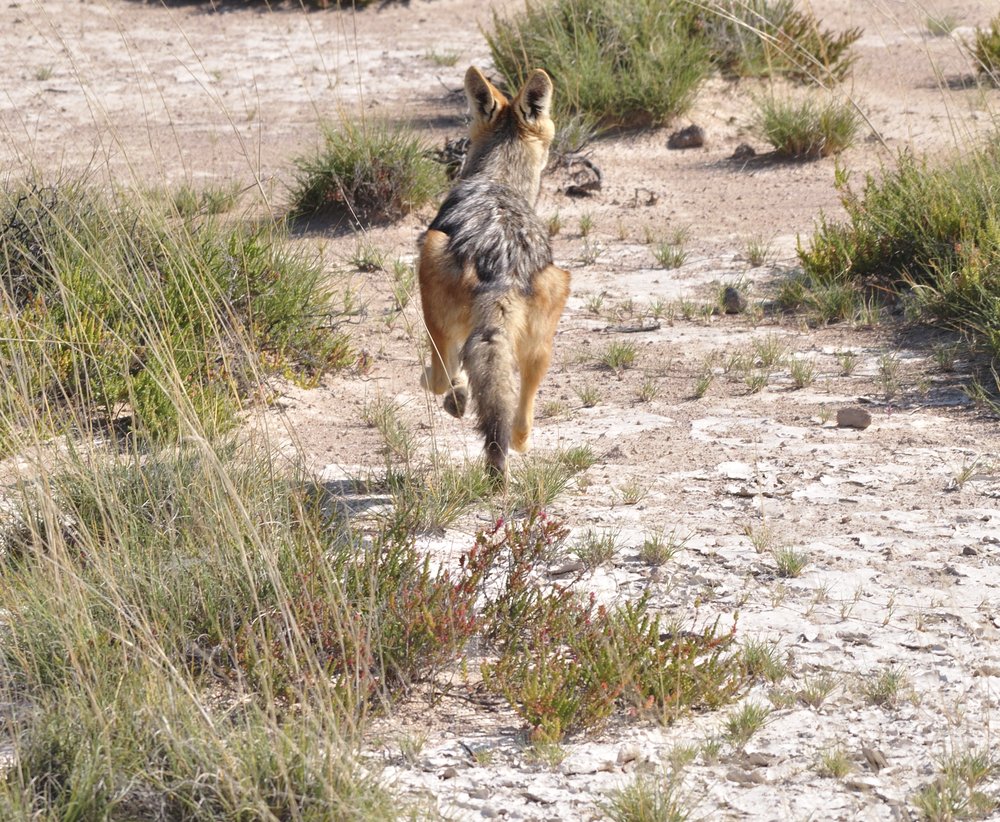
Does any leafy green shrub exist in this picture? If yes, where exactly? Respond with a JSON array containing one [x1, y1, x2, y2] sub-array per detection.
[[290, 119, 446, 224], [477, 517, 744, 742], [487, 0, 712, 128], [754, 94, 860, 159], [0, 182, 349, 443], [705, 0, 861, 81], [971, 15, 1000, 80], [797, 138, 1000, 362], [486, 0, 861, 129]]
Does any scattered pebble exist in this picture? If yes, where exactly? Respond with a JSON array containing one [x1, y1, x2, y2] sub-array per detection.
[[836, 407, 873, 429], [667, 124, 705, 149]]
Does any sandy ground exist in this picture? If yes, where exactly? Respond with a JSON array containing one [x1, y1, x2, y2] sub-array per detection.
[[3, 1, 1000, 819]]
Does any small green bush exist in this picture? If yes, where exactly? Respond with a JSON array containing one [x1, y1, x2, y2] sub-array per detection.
[[478, 518, 744, 742], [705, 0, 861, 82], [487, 0, 861, 129], [487, 0, 711, 128], [971, 14, 1000, 80], [290, 119, 446, 224], [754, 94, 860, 159], [797, 136, 1000, 364], [0, 182, 349, 443]]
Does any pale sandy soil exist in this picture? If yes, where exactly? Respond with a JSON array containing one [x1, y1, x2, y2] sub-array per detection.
[[2, 1, 1000, 819]]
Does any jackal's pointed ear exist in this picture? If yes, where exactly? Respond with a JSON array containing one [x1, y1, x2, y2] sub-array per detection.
[[516, 69, 553, 124], [465, 66, 504, 123]]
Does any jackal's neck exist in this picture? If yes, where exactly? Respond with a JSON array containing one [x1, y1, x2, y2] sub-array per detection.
[[461, 121, 548, 206]]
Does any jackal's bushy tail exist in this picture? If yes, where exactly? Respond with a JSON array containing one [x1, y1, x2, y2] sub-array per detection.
[[463, 288, 518, 477]]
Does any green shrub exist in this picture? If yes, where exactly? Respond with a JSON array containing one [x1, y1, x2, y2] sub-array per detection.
[[486, 0, 861, 129], [797, 137, 1000, 363], [754, 94, 860, 159], [0, 182, 350, 444], [478, 517, 744, 742], [971, 15, 1000, 79], [487, 0, 711, 128], [290, 119, 446, 224], [705, 0, 861, 82]]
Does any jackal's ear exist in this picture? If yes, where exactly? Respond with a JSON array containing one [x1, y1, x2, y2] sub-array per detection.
[[516, 69, 553, 124], [465, 66, 505, 123]]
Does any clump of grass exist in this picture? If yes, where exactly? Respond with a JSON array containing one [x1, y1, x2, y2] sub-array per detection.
[[798, 673, 838, 708], [510, 453, 578, 512], [970, 14, 1000, 80], [926, 15, 959, 37], [860, 665, 908, 708], [424, 48, 461, 67], [798, 137, 1000, 365], [599, 340, 638, 372], [0, 181, 348, 442], [576, 383, 602, 407], [290, 119, 446, 224], [816, 745, 853, 778], [554, 444, 597, 473], [773, 546, 809, 577], [576, 526, 622, 569], [169, 181, 240, 217], [745, 233, 773, 266], [640, 529, 686, 566], [723, 701, 771, 750], [651, 227, 690, 269], [704, 0, 861, 82], [740, 638, 787, 683], [789, 357, 816, 388], [754, 94, 861, 159], [603, 772, 690, 822], [487, 0, 712, 128], [915, 750, 999, 821]]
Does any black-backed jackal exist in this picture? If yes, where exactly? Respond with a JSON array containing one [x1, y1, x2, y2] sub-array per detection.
[[418, 66, 571, 478]]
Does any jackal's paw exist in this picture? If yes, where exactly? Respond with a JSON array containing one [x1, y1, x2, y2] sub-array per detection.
[[511, 428, 532, 453], [443, 385, 468, 419]]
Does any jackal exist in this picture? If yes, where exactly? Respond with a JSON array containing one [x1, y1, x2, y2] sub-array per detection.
[[418, 66, 570, 478]]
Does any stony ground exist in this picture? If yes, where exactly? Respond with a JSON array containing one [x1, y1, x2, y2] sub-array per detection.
[[3, 0, 1000, 819]]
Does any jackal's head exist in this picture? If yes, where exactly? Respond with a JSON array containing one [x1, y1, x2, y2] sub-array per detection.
[[461, 66, 555, 205]]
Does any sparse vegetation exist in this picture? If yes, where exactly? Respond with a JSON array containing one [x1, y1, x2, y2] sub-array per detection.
[[0, 182, 349, 442], [487, 0, 712, 128], [599, 340, 639, 372], [861, 665, 909, 708], [704, 0, 861, 82], [970, 15, 1000, 80], [816, 745, 853, 778], [723, 701, 771, 750], [290, 119, 445, 224], [798, 136, 1000, 371], [603, 772, 690, 822], [754, 94, 861, 159]]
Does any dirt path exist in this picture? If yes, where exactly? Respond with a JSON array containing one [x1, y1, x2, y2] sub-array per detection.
[[3, 1, 1000, 819]]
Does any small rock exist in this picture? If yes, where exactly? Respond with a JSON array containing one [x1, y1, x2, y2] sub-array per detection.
[[480, 806, 500, 819], [862, 745, 888, 773], [836, 407, 872, 429], [722, 286, 747, 314], [441, 766, 460, 779], [962, 545, 979, 556], [470, 787, 491, 800], [523, 788, 558, 805], [667, 124, 705, 149], [731, 143, 756, 161], [616, 745, 641, 767], [561, 751, 614, 775], [548, 559, 586, 577]]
